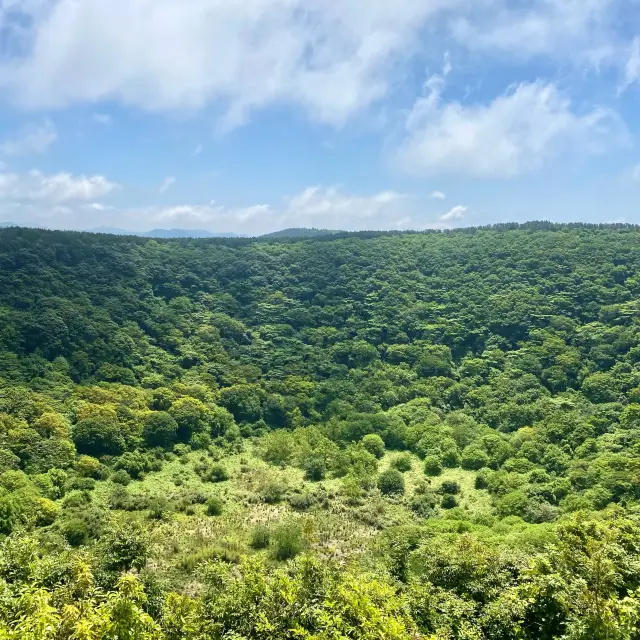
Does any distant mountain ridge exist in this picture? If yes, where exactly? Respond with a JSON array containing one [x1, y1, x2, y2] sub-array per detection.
[[1, 223, 340, 238], [87, 227, 246, 238], [259, 227, 340, 238]]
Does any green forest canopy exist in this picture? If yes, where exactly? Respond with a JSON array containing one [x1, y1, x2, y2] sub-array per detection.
[[0, 223, 640, 638]]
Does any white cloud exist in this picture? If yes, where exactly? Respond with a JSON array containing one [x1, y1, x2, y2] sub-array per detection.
[[0, 0, 462, 126], [0, 170, 119, 202], [6, 185, 434, 234], [439, 205, 467, 221], [159, 176, 176, 194], [151, 186, 410, 233], [451, 0, 619, 63], [398, 80, 624, 178], [623, 37, 640, 90], [0, 120, 57, 155], [88, 202, 115, 211], [431, 190, 446, 200]]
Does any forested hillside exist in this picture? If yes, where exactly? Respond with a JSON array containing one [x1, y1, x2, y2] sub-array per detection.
[[1, 223, 640, 639]]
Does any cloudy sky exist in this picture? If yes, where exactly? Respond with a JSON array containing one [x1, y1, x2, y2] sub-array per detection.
[[0, 0, 639, 234]]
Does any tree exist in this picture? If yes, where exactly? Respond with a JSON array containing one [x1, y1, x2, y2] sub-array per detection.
[[72, 417, 125, 457], [461, 446, 490, 470], [362, 434, 385, 459], [378, 469, 405, 496], [142, 411, 178, 449], [424, 455, 443, 477]]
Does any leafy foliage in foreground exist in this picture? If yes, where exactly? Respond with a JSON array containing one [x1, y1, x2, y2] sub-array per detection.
[[2, 223, 640, 637]]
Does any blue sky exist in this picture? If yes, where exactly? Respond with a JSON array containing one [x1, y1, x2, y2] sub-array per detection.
[[0, 0, 639, 235]]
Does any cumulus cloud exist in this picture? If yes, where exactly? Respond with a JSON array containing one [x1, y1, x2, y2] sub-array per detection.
[[397, 80, 625, 178], [0, 0, 461, 126], [6, 184, 450, 235], [150, 186, 411, 233], [439, 205, 467, 221], [0, 120, 57, 156], [431, 191, 446, 200], [0, 170, 119, 202]]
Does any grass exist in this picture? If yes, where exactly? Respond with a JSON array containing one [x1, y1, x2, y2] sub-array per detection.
[[79, 445, 498, 589]]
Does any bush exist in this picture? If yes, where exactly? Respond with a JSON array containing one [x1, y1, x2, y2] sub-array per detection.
[[288, 492, 316, 511], [377, 469, 405, 496], [114, 451, 151, 480], [76, 455, 106, 479], [410, 492, 437, 518], [35, 498, 59, 526], [461, 446, 490, 471], [206, 496, 224, 516], [111, 470, 132, 486], [391, 453, 413, 473], [62, 490, 92, 510], [361, 434, 385, 459], [496, 490, 530, 518], [271, 522, 305, 561], [302, 456, 327, 481], [439, 480, 461, 495], [440, 494, 458, 509], [142, 411, 178, 449], [249, 525, 271, 549], [62, 518, 89, 546], [260, 480, 288, 504], [100, 521, 149, 572], [424, 456, 443, 477], [204, 464, 230, 483], [475, 468, 492, 489], [67, 477, 96, 492], [148, 496, 170, 520], [0, 497, 15, 535], [72, 417, 125, 457]]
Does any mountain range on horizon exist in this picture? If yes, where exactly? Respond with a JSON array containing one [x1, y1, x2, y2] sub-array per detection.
[[0, 222, 340, 239]]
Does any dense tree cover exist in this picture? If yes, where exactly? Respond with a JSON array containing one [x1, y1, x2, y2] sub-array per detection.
[[1, 223, 640, 637]]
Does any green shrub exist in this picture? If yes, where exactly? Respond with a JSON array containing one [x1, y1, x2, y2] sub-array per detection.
[[148, 496, 170, 520], [67, 477, 96, 492], [461, 446, 490, 471], [114, 451, 151, 480], [410, 492, 437, 518], [260, 480, 288, 504], [424, 456, 443, 477], [475, 468, 492, 489], [439, 480, 461, 495], [76, 455, 106, 479], [377, 469, 405, 496], [250, 525, 271, 550], [440, 494, 458, 509], [62, 490, 92, 510], [288, 492, 316, 511], [391, 453, 413, 473], [72, 417, 125, 457], [35, 498, 59, 526], [142, 411, 178, 449], [271, 522, 305, 561], [111, 469, 132, 486], [100, 521, 150, 572], [62, 518, 89, 546], [206, 496, 224, 516], [361, 434, 385, 459], [204, 463, 229, 483]]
